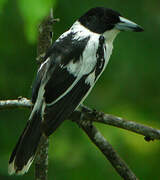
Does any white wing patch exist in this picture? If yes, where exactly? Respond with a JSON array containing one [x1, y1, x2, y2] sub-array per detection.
[[85, 71, 95, 86], [65, 60, 82, 77]]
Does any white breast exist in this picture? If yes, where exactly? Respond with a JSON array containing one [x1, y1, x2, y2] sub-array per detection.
[[103, 42, 113, 71]]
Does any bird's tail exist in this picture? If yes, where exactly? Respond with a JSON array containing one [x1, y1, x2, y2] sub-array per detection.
[[8, 105, 43, 175]]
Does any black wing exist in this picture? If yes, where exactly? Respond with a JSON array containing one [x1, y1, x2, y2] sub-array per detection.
[[31, 31, 92, 135], [32, 32, 90, 103], [43, 75, 91, 136]]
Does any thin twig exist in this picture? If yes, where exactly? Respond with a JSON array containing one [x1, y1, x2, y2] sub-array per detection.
[[37, 8, 54, 64], [35, 135, 49, 180], [79, 123, 138, 180], [0, 97, 32, 109], [73, 105, 160, 141], [1, 98, 160, 141], [35, 8, 55, 180]]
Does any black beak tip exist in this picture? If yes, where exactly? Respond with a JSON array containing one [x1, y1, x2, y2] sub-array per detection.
[[134, 26, 144, 32]]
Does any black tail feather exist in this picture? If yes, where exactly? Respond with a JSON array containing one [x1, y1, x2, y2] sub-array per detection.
[[8, 109, 42, 175]]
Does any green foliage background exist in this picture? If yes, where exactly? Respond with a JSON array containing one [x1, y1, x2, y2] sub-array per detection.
[[0, 0, 160, 179]]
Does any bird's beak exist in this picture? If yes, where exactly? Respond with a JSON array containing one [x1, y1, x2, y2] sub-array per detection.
[[115, 16, 144, 32]]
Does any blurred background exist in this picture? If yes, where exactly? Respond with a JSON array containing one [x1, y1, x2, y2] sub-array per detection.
[[0, 0, 160, 179]]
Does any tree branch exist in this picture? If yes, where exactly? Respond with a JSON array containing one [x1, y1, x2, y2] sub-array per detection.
[[2, 98, 160, 179], [79, 123, 138, 180], [72, 105, 160, 141], [35, 135, 49, 180], [1, 98, 160, 141], [35, 9, 55, 180], [0, 97, 32, 109]]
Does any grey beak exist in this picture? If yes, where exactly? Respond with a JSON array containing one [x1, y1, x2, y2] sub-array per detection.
[[115, 16, 144, 32]]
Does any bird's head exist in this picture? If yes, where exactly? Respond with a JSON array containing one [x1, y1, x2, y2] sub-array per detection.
[[79, 7, 143, 41]]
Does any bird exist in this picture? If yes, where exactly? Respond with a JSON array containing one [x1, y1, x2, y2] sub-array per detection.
[[8, 7, 143, 175]]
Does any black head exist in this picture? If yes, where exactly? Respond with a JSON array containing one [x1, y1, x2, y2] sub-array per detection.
[[79, 7, 121, 33], [79, 7, 144, 34]]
